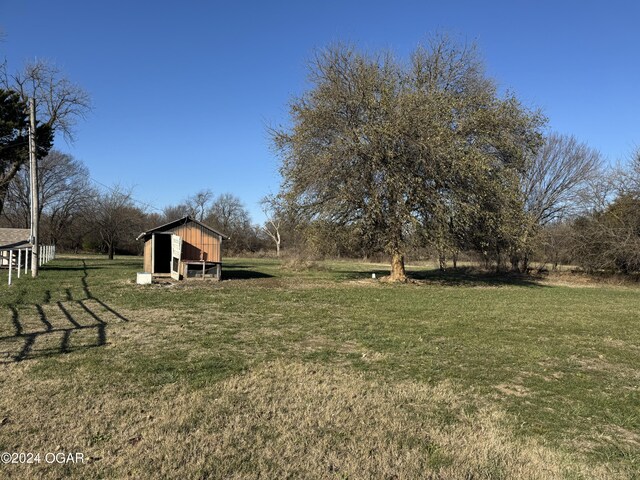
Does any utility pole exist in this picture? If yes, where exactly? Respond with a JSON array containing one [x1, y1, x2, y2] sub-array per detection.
[[29, 97, 39, 278]]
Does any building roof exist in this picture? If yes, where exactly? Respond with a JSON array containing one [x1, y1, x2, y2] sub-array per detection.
[[136, 216, 228, 241], [0, 228, 32, 250]]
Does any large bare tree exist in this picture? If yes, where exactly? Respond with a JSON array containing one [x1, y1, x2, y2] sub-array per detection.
[[514, 133, 603, 270], [522, 133, 602, 226], [2, 150, 94, 244], [2, 60, 91, 141], [272, 37, 543, 280], [0, 60, 90, 214]]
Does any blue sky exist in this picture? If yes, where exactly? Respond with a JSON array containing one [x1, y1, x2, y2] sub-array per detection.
[[2, 0, 639, 222]]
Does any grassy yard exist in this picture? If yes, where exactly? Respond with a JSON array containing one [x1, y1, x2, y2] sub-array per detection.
[[0, 255, 638, 479]]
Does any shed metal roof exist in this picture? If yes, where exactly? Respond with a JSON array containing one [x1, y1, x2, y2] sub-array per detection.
[[0, 228, 32, 250], [136, 216, 228, 241]]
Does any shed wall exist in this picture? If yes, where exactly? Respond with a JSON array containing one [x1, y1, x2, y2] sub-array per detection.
[[169, 224, 221, 262]]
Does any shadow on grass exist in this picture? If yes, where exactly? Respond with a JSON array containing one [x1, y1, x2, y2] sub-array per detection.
[[342, 266, 547, 288], [0, 260, 129, 364], [42, 265, 106, 272], [222, 265, 274, 281], [409, 267, 547, 287]]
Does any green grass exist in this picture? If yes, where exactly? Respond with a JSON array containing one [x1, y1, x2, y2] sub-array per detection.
[[0, 255, 639, 478]]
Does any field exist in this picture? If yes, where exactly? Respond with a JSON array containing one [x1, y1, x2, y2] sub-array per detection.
[[0, 255, 639, 479]]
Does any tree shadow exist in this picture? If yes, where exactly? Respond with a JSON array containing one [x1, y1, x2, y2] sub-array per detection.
[[0, 260, 129, 363], [341, 266, 547, 288], [408, 267, 547, 287]]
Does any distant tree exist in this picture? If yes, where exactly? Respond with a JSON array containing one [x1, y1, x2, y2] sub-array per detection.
[[509, 133, 602, 271], [160, 189, 215, 223], [186, 189, 214, 221], [205, 193, 253, 252], [570, 152, 640, 274], [522, 134, 602, 226], [161, 203, 190, 223], [572, 194, 640, 274], [619, 148, 640, 196], [2, 150, 94, 244], [0, 88, 53, 215], [260, 194, 283, 257], [143, 212, 164, 230], [534, 221, 575, 271], [91, 186, 146, 260], [272, 37, 543, 280]]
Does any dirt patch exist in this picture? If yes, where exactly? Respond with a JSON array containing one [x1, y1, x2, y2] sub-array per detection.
[[496, 383, 531, 397]]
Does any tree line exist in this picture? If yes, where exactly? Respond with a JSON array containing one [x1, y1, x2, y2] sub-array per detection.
[[0, 163, 277, 259], [2, 35, 638, 276]]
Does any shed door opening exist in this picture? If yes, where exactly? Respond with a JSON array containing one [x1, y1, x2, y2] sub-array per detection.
[[152, 233, 171, 274]]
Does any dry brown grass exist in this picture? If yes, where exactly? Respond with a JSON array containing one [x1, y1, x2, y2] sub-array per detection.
[[1, 361, 630, 479], [540, 270, 640, 288]]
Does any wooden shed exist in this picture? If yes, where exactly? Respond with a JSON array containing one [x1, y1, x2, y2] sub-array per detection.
[[136, 216, 228, 280]]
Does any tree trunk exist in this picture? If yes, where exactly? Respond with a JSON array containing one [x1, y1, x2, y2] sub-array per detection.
[[0, 183, 8, 218], [390, 252, 407, 282], [438, 250, 447, 271], [275, 240, 280, 257], [510, 254, 520, 272], [107, 242, 114, 260]]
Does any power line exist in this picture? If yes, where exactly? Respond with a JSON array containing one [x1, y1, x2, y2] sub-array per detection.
[[88, 176, 163, 213]]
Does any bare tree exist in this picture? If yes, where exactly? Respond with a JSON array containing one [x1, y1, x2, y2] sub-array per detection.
[[205, 193, 254, 252], [2, 60, 91, 141], [260, 194, 282, 257], [617, 148, 640, 196], [514, 133, 603, 271], [185, 189, 214, 221], [0, 60, 90, 214], [161, 203, 190, 223], [206, 193, 247, 232], [522, 133, 603, 226], [92, 186, 145, 260], [3, 150, 94, 244]]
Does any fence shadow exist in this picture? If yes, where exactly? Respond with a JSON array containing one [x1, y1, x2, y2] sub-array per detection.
[[0, 260, 129, 364]]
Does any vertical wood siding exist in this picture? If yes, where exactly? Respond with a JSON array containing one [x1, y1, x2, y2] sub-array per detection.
[[169, 224, 221, 262], [143, 240, 152, 272]]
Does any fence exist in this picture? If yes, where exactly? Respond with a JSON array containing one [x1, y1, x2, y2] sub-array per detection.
[[0, 245, 56, 286]]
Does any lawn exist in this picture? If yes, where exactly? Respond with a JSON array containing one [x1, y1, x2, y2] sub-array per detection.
[[0, 255, 638, 479]]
